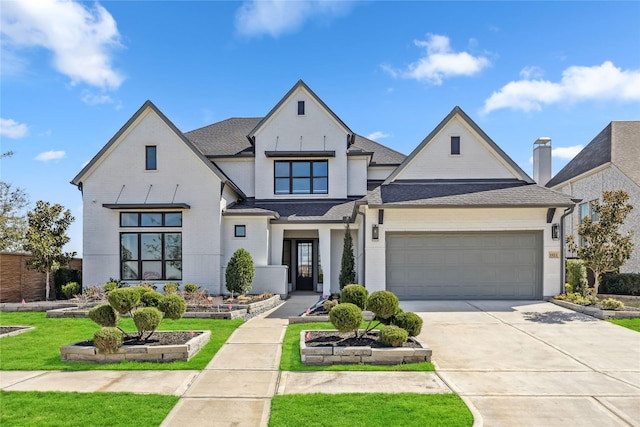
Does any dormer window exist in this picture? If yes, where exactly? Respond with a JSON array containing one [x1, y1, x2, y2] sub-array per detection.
[[297, 101, 305, 115], [146, 145, 157, 170], [450, 136, 461, 155]]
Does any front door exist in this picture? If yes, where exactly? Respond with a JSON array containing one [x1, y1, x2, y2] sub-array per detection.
[[296, 241, 314, 291]]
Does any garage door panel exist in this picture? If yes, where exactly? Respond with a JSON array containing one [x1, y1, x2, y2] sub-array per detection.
[[386, 232, 541, 300]]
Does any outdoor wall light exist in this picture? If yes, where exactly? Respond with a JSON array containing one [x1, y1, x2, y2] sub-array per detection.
[[372, 224, 379, 240], [551, 223, 560, 240]]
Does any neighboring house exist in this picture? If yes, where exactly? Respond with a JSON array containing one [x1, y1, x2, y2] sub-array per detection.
[[72, 80, 575, 300], [546, 121, 640, 273]]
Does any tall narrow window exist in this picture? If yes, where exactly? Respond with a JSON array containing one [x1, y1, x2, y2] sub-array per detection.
[[451, 136, 461, 155], [297, 101, 305, 115], [146, 146, 157, 170]]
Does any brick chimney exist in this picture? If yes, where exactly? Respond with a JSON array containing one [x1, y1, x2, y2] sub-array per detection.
[[533, 137, 552, 185]]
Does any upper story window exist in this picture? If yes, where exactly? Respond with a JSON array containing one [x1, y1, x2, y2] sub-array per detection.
[[450, 136, 461, 155], [274, 160, 328, 195], [297, 101, 305, 115], [579, 200, 599, 223], [146, 145, 157, 170], [120, 212, 182, 227]]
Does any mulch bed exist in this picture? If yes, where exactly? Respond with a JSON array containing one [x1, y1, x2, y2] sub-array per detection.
[[306, 330, 421, 349], [0, 326, 29, 335], [75, 331, 202, 347]]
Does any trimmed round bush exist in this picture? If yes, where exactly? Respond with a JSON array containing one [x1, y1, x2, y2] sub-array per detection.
[[62, 282, 81, 299], [108, 287, 142, 314], [141, 291, 164, 308], [159, 294, 187, 320], [379, 325, 408, 347], [93, 327, 123, 354], [133, 307, 163, 335], [226, 248, 255, 297], [366, 290, 399, 319], [323, 299, 338, 313], [378, 307, 403, 326], [340, 284, 368, 310], [103, 281, 117, 293], [329, 303, 363, 333], [88, 304, 119, 327], [184, 283, 199, 293], [163, 282, 179, 294], [393, 312, 423, 337]]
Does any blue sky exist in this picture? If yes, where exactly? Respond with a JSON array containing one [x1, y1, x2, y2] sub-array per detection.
[[1, 0, 639, 256]]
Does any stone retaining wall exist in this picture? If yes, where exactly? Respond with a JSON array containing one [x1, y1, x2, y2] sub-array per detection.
[[551, 299, 640, 319]]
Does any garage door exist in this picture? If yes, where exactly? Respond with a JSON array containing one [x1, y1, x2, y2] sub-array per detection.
[[386, 232, 542, 300]]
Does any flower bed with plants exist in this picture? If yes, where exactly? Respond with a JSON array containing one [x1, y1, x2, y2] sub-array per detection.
[[300, 285, 431, 365], [553, 281, 640, 320]]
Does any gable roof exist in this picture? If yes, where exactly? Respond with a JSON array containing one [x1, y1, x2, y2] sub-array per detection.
[[384, 106, 534, 184], [71, 101, 246, 198]]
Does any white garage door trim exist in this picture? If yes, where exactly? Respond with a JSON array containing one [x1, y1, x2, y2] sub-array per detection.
[[386, 231, 542, 300]]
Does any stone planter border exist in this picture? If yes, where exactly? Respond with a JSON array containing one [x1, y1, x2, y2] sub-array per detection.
[[300, 330, 432, 365], [0, 326, 35, 338], [60, 330, 210, 363], [551, 299, 640, 319]]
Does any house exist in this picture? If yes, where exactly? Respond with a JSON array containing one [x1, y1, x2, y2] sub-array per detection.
[[545, 121, 640, 273], [72, 80, 575, 300]]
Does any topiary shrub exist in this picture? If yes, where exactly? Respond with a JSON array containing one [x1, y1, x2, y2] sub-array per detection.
[[393, 312, 423, 337], [329, 303, 363, 337], [341, 284, 368, 310], [132, 307, 163, 340], [93, 327, 123, 354], [160, 294, 187, 320], [62, 282, 81, 299], [163, 282, 179, 294], [600, 297, 624, 310], [183, 283, 199, 293], [107, 287, 142, 315], [225, 248, 255, 298], [141, 291, 164, 308], [103, 281, 118, 293], [378, 307, 403, 326], [379, 325, 408, 347], [88, 304, 119, 327], [366, 291, 399, 320], [323, 299, 338, 313]]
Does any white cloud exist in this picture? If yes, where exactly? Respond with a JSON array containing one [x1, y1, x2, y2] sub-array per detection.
[[235, 0, 353, 38], [383, 34, 490, 85], [483, 61, 640, 113], [1, 0, 124, 90], [366, 131, 391, 140], [552, 145, 584, 160], [35, 150, 66, 162], [81, 91, 114, 106], [0, 118, 28, 138]]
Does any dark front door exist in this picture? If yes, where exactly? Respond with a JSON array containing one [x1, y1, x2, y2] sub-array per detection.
[[296, 241, 314, 291]]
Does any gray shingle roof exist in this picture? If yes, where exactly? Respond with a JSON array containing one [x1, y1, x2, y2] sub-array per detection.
[[225, 198, 360, 222], [546, 123, 612, 188], [184, 118, 260, 157], [366, 180, 575, 207], [350, 134, 406, 165]]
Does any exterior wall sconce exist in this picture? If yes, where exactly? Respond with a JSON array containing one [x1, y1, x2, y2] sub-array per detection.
[[551, 223, 560, 240], [372, 224, 379, 240]]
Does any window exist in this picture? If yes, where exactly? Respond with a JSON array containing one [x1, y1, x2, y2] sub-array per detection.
[[451, 136, 461, 155], [145, 146, 157, 170], [120, 212, 182, 227], [274, 160, 328, 194], [579, 201, 599, 223], [121, 232, 182, 280], [234, 225, 246, 238], [297, 101, 305, 115]]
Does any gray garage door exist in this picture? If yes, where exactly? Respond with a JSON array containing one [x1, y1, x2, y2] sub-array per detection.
[[386, 232, 542, 300]]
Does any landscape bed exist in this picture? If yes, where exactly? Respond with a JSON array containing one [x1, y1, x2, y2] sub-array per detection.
[[551, 299, 640, 319]]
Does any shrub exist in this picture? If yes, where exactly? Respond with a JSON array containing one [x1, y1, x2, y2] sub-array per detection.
[[54, 268, 81, 300], [379, 325, 408, 347], [564, 283, 573, 294], [159, 294, 187, 320], [600, 297, 624, 310], [132, 307, 163, 339], [88, 304, 120, 327], [225, 248, 255, 298], [104, 281, 118, 293], [378, 307, 403, 326], [341, 284, 368, 310], [566, 260, 588, 296], [393, 312, 423, 337], [93, 327, 123, 354], [107, 287, 142, 315], [141, 291, 164, 308], [62, 282, 81, 299], [323, 299, 338, 313], [183, 283, 199, 293], [163, 282, 179, 294], [366, 291, 399, 320], [140, 282, 157, 291], [566, 288, 594, 305], [600, 273, 640, 296], [329, 303, 363, 335]]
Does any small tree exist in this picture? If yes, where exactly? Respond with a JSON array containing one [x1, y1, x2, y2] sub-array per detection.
[[24, 201, 75, 300], [567, 190, 634, 304], [339, 222, 356, 289], [225, 248, 255, 299], [0, 181, 29, 252]]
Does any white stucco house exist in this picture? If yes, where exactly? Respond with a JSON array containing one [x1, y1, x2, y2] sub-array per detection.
[[546, 121, 640, 273], [72, 80, 576, 299]]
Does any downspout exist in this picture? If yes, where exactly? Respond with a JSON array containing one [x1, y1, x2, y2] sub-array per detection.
[[559, 198, 582, 294], [356, 206, 366, 288]]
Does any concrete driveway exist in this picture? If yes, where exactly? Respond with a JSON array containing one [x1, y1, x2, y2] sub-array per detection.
[[400, 300, 640, 427]]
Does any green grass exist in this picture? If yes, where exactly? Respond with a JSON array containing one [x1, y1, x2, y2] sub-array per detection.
[[280, 322, 434, 371], [0, 391, 178, 426], [609, 318, 640, 332], [269, 393, 472, 427], [0, 312, 242, 370]]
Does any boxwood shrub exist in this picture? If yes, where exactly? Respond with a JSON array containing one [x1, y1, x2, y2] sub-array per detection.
[[340, 284, 368, 309], [379, 325, 408, 347]]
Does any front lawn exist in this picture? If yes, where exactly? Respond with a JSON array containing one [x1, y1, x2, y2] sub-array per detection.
[[269, 393, 472, 427], [609, 318, 640, 332], [280, 322, 434, 371], [0, 312, 242, 370], [0, 391, 178, 426]]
